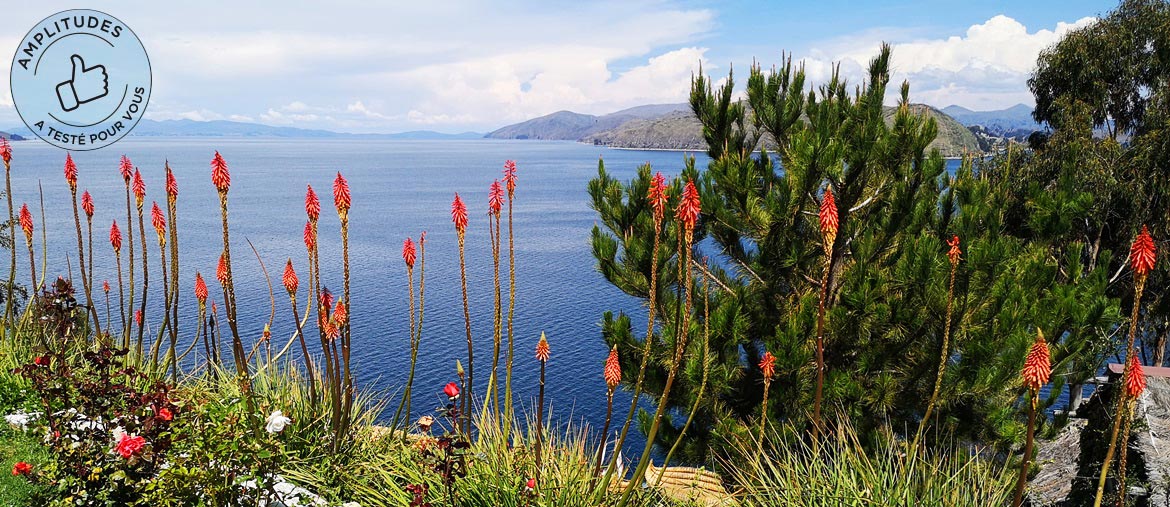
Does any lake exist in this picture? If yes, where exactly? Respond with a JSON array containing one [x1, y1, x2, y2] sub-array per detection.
[[4, 137, 969, 459]]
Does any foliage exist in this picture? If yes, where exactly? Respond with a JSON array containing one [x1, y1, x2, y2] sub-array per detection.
[[727, 419, 1015, 506]]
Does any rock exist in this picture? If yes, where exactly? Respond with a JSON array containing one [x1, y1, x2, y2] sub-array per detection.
[[1029, 419, 1087, 505]]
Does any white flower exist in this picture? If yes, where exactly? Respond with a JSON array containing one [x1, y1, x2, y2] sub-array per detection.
[[265, 410, 292, 434], [111, 426, 126, 442]]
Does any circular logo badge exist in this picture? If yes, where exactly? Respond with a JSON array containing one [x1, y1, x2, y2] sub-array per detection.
[[9, 10, 151, 151]]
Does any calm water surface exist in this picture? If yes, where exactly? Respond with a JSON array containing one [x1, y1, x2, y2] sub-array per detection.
[[8, 137, 722, 456]]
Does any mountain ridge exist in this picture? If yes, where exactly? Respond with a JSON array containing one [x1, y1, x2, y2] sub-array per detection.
[[4, 119, 483, 140]]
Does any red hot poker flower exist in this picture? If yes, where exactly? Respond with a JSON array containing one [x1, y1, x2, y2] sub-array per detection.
[[947, 235, 961, 264], [110, 221, 122, 252], [1021, 330, 1051, 392], [332, 300, 348, 327], [194, 273, 208, 303], [322, 317, 339, 341], [12, 461, 31, 476], [134, 310, 143, 327], [1126, 355, 1147, 399], [648, 172, 670, 220], [132, 169, 146, 205], [165, 164, 178, 199], [64, 153, 78, 190], [759, 351, 776, 381], [675, 179, 701, 231], [333, 172, 351, 213], [0, 138, 11, 165], [489, 180, 504, 215], [451, 193, 468, 233], [819, 186, 838, 237], [503, 160, 517, 196], [216, 253, 228, 286], [305, 185, 320, 221], [151, 201, 167, 238], [1131, 225, 1156, 277], [210, 151, 230, 192], [604, 345, 621, 389], [320, 287, 334, 311], [303, 221, 315, 251], [19, 204, 33, 241], [81, 191, 94, 218], [444, 381, 461, 399], [535, 331, 550, 362], [103, 280, 110, 293], [119, 155, 133, 182], [283, 259, 298, 295], [403, 238, 416, 269]]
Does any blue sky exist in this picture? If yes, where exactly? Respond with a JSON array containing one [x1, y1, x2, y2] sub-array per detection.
[[1, 1, 1113, 133]]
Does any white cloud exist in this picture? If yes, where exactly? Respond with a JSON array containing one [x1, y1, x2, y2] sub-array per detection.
[[801, 15, 1098, 109]]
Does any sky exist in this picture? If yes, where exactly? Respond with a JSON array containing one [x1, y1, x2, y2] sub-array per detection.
[[0, 1, 1114, 133]]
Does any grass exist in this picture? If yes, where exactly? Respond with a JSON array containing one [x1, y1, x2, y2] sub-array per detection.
[[0, 427, 49, 505]]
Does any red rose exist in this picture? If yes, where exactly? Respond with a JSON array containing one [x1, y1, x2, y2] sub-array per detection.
[[11, 461, 31, 476], [115, 433, 146, 458], [443, 381, 460, 399]]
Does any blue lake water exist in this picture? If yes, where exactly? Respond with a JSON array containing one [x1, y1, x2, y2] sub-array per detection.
[[4, 138, 984, 459]]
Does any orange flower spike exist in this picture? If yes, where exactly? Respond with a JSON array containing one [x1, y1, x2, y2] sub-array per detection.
[[81, 191, 94, 218], [282, 259, 298, 295], [194, 272, 208, 304], [1126, 355, 1147, 399], [0, 137, 11, 165], [403, 238, 416, 269], [19, 204, 33, 242], [305, 185, 320, 222], [489, 180, 504, 215], [676, 179, 702, 232], [604, 345, 621, 389], [648, 172, 670, 221], [132, 169, 146, 205], [333, 172, 351, 219], [110, 221, 122, 252], [947, 235, 962, 265], [451, 193, 468, 233], [210, 151, 230, 193], [535, 331, 550, 362], [322, 317, 339, 341], [503, 160, 517, 197], [119, 155, 133, 182], [303, 221, 315, 251], [819, 186, 838, 237], [759, 351, 776, 381], [262, 323, 272, 342], [135, 310, 143, 326], [64, 153, 78, 191], [102, 280, 110, 293], [1021, 330, 1051, 392], [216, 253, 228, 286], [332, 300, 348, 327], [1131, 225, 1156, 278], [151, 201, 167, 241], [165, 164, 178, 200]]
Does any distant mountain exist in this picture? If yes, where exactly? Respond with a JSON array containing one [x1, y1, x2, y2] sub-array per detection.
[[0, 131, 25, 141], [5, 119, 482, 140], [941, 104, 1040, 136], [498, 103, 980, 157], [484, 103, 690, 140]]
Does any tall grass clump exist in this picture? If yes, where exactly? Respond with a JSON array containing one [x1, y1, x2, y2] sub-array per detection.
[[728, 420, 1014, 507]]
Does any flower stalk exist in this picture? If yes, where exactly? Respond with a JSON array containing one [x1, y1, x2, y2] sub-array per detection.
[[916, 234, 962, 449], [504, 161, 518, 438], [621, 178, 701, 506], [333, 172, 355, 441], [120, 156, 136, 349], [1013, 329, 1051, 507], [656, 278, 711, 486], [534, 332, 550, 494], [1094, 225, 1156, 507], [133, 169, 149, 357], [111, 221, 126, 336], [20, 204, 35, 293], [2, 138, 14, 327], [600, 170, 669, 494], [594, 344, 622, 480], [487, 180, 504, 427], [813, 184, 838, 441], [452, 193, 473, 433], [66, 155, 100, 337]]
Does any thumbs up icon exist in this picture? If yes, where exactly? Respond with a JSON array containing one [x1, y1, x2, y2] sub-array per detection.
[[56, 54, 109, 112]]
